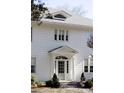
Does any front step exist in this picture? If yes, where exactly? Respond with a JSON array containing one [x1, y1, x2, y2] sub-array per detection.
[[60, 82, 81, 88]]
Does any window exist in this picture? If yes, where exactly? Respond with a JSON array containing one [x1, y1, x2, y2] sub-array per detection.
[[58, 61, 64, 73], [67, 61, 69, 73], [90, 66, 93, 72], [54, 30, 57, 40], [62, 30, 64, 41], [84, 59, 88, 72], [31, 65, 35, 73], [66, 30, 68, 41], [84, 66, 88, 72], [54, 14, 66, 19], [56, 56, 68, 59], [31, 57, 36, 73], [54, 14, 66, 21], [59, 30, 62, 40], [54, 29, 69, 41]]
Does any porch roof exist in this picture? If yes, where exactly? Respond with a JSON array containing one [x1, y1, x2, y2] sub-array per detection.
[[48, 46, 78, 54]]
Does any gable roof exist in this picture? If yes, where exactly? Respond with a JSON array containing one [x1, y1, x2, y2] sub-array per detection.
[[48, 46, 78, 54], [39, 8, 93, 28]]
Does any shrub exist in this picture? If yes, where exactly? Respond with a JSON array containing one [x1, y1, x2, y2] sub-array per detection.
[[46, 73, 60, 88], [84, 80, 93, 88], [46, 80, 52, 87], [80, 73, 86, 81], [51, 73, 60, 88]]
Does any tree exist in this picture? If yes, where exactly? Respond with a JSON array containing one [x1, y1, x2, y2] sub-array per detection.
[[87, 34, 93, 49], [31, 0, 48, 21]]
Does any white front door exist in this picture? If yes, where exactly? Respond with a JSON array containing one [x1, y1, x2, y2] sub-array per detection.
[[58, 61, 65, 80]]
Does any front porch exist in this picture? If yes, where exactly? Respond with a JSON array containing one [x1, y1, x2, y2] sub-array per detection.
[[48, 46, 78, 81]]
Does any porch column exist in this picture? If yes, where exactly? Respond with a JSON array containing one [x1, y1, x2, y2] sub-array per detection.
[[88, 58, 91, 73], [56, 60, 58, 76], [53, 59, 55, 73], [72, 57, 74, 81], [50, 55, 54, 78]]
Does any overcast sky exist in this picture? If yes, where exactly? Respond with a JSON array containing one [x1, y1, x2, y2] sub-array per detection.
[[34, 0, 92, 19]]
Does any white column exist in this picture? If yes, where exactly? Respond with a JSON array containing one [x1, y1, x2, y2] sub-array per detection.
[[70, 58, 72, 81], [88, 58, 90, 73], [53, 60, 55, 73], [50, 55, 54, 78], [72, 57, 74, 81], [56, 60, 58, 76]]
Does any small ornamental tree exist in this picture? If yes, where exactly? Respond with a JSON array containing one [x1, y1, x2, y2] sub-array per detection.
[[80, 72, 86, 87], [51, 73, 60, 88], [80, 72, 86, 81]]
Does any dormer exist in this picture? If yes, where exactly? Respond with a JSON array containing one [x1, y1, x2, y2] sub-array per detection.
[[53, 10, 71, 20], [45, 10, 72, 21]]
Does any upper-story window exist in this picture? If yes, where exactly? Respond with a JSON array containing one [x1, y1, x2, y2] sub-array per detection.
[[66, 30, 68, 41], [54, 29, 57, 40], [54, 29, 69, 41], [62, 30, 64, 41], [84, 59, 88, 72], [59, 30, 62, 40]]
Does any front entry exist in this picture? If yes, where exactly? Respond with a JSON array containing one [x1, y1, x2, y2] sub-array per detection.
[[58, 61, 65, 80], [54, 56, 70, 80]]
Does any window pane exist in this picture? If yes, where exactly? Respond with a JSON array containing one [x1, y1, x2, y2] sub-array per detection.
[[31, 65, 35, 73], [84, 59, 88, 66], [84, 66, 88, 72], [66, 30, 68, 41], [59, 30, 61, 40], [58, 61, 64, 73], [31, 57, 36, 65], [90, 59, 93, 66], [54, 30, 57, 40], [90, 66, 93, 72], [62, 30, 64, 40]]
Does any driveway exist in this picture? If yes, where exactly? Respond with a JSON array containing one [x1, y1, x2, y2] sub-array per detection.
[[31, 88, 93, 93]]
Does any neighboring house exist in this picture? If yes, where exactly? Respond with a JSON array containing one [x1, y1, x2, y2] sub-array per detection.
[[31, 8, 93, 82]]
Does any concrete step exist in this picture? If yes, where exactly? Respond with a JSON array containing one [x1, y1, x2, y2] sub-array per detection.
[[60, 82, 81, 88]]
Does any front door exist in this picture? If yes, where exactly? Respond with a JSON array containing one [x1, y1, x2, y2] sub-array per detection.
[[58, 61, 65, 80]]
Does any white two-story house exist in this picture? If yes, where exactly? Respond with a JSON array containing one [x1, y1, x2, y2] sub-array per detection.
[[31, 8, 93, 82]]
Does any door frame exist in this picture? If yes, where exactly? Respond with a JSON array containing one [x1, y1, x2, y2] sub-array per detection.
[[55, 59, 69, 80]]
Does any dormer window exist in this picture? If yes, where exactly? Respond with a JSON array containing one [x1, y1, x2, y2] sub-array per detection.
[[54, 14, 66, 19], [53, 14, 66, 21]]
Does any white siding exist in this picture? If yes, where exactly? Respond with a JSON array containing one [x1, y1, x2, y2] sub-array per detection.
[[31, 24, 92, 81]]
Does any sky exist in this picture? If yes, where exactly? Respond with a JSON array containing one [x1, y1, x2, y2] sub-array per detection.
[[34, 0, 92, 19]]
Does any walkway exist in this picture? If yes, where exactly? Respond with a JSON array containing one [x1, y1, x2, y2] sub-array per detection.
[[31, 88, 93, 93]]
